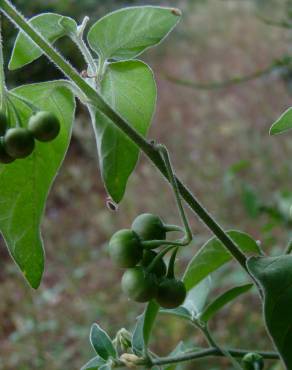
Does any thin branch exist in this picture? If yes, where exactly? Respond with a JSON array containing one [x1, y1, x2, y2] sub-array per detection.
[[165, 62, 279, 90], [151, 347, 279, 366]]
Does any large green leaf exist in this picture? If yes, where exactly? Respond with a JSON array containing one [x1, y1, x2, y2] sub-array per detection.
[[9, 13, 77, 70], [87, 6, 181, 61], [183, 230, 260, 291], [199, 283, 253, 323], [92, 60, 156, 202], [247, 256, 292, 369], [0, 81, 75, 288], [90, 324, 117, 361], [270, 107, 292, 135]]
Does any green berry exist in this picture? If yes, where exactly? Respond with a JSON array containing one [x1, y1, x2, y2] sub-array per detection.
[[121, 266, 158, 302], [4, 128, 35, 159], [132, 213, 166, 242], [108, 229, 143, 268], [156, 278, 186, 309], [242, 353, 264, 370], [141, 250, 166, 278], [0, 110, 8, 136], [28, 111, 60, 142], [0, 139, 15, 164]]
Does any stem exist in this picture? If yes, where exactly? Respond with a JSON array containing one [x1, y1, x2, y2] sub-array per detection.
[[165, 57, 291, 91], [198, 324, 243, 370], [150, 348, 279, 366], [167, 247, 178, 278], [163, 224, 185, 233], [0, 0, 248, 272], [71, 17, 97, 77], [146, 245, 174, 273], [158, 144, 192, 245]]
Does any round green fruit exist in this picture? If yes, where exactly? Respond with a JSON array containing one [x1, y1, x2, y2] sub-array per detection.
[[156, 278, 187, 309], [4, 128, 35, 159], [141, 250, 167, 278], [28, 111, 60, 142], [132, 213, 166, 242], [0, 140, 15, 164], [0, 110, 8, 136], [242, 353, 264, 370], [121, 267, 157, 302], [108, 229, 143, 268]]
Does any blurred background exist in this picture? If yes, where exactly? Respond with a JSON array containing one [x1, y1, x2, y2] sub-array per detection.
[[0, 0, 291, 369]]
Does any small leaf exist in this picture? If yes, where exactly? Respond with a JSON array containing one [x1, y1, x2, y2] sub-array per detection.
[[159, 306, 192, 321], [87, 6, 181, 61], [270, 107, 292, 135], [81, 356, 106, 370], [247, 256, 292, 369], [183, 230, 260, 291], [182, 276, 212, 316], [132, 300, 159, 355], [90, 324, 117, 360], [199, 283, 253, 323], [92, 60, 156, 202], [9, 13, 77, 70], [0, 81, 75, 288]]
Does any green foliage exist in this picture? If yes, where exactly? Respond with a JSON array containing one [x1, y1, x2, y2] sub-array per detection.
[[199, 283, 253, 323], [247, 256, 292, 369], [0, 81, 75, 288], [1, 1, 291, 369], [270, 107, 292, 135], [183, 230, 260, 291], [87, 6, 181, 61], [90, 323, 117, 361], [9, 13, 77, 70], [92, 60, 156, 202]]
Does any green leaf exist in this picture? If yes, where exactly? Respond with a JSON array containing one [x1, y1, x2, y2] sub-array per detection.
[[199, 283, 253, 323], [247, 256, 292, 369], [0, 81, 75, 288], [183, 230, 260, 291], [159, 306, 192, 321], [81, 356, 106, 370], [87, 6, 181, 61], [90, 324, 117, 361], [132, 300, 159, 355], [183, 276, 212, 310], [270, 107, 292, 135], [92, 60, 156, 202], [9, 13, 77, 70]]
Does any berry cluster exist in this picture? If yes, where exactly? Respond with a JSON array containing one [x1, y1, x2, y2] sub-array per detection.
[[108, 213, 187, 308], [0, 108, 61, 164]]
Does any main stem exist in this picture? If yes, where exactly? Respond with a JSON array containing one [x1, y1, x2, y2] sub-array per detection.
[[0, 0, 248, 271]]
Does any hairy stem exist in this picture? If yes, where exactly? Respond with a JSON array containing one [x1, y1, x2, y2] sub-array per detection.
[[0, 0, 248, 271]]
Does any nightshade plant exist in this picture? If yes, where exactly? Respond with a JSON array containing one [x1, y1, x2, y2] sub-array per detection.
[[0, 1, 290, 369]]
